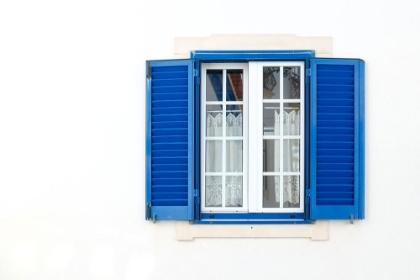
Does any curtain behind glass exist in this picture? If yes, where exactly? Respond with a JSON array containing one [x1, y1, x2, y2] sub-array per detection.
[[274, 109, 300, 205], [205, 112, 243, 207]]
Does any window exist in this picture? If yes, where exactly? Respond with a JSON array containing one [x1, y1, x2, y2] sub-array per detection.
[[146, 50, 365, 223]]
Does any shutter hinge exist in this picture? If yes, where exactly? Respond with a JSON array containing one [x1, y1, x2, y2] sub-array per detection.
[[147, 63, 152, 80], [194, 189, 200, 204], [194, 69, 200, 85], [147, 203, 151, 220], [305, 192, 310, 204], [305, 69, 311, 84]]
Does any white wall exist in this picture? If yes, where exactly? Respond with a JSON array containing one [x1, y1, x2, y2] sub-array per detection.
[[1, 0, 420, 279]]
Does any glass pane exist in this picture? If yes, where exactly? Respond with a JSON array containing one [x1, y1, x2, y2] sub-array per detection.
[[226, 70, 243, 101], [206, 70, 223, 101], [205, 140, 222, 172], [283, 139, 300, 172], [263, 67, 280, 99], [206, 104, 223, 136], [205, 176, 222, 207], [225, 176, 243, 207], [283, 103, 300, 135], [263, 104, 280, 135], [263, 176, 280, 208], [226, 105, 243, 136], [283, 176, 300, 208], [283, 66, 301, 99], [226, 141, 242, 172], [263, 139, 280, 172]]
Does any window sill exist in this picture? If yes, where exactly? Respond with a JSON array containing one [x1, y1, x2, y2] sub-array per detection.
[[175, 220, 329, 241]]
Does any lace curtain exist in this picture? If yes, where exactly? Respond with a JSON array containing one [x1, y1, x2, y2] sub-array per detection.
[[206, 112, 243, 207], [274, 109, 300, 206], [205, 109, 299, 208]]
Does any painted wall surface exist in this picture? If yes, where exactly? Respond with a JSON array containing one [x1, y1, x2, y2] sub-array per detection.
[[1, 0, 420, 279]]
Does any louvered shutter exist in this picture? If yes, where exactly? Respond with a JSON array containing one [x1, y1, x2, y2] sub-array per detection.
[[309, 59, 365, 220], [146, 60, 194, 220]]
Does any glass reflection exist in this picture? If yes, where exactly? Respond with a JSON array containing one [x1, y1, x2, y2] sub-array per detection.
[[263, 67, 280, 99], [283, 66, 300, 99], [206, 70, 223, 101], [226, 70, 243, 101]]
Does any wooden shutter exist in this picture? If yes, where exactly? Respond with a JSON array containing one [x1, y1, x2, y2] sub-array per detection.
[[145, 60, 194, 220], [309, 59, 365, 220]]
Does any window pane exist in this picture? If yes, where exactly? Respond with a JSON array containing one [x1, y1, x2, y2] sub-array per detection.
[[263, 67, 280, 99], [283, 176, 300, 208], [283, 66, 300, 99], [225, 176, 243, 207], [263, 139, 280, 172], [263, 176, 280, 208], [226, 105, 243, 136], [283, 139, 300, 172], [206, 104, 223, 137], [283, 103, 300, 135], [205, 176, 222, 207], [226, 70, 243, 101], [226, 141, 242, 172], [206, 140, 222, 172], [263, 104, 280, 135], [206, 70, 223, 101]]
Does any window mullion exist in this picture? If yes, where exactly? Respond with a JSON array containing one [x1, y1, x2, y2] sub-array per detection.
[[222, 69, 226, 208], [279, 66, 284, 209]]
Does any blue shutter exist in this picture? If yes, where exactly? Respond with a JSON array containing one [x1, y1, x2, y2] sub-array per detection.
[[310, 59, 365, 220], [146, 59, 194, 220]]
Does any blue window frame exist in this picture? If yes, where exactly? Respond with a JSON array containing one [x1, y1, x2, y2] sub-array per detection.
[[146, 50, 365, 224]]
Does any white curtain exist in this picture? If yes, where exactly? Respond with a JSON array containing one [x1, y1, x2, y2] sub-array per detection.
[[275, 109, 300, 206], [205, 112, 243, 207]]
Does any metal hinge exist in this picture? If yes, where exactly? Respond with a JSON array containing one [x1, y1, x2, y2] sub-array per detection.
[[194, 189, 200, 204], [147, 63, 152, 80], [305, 68, 311, 84], [147, 203, 151, 220], [305, 192, 310, 204], [194, 69, 200, 85]]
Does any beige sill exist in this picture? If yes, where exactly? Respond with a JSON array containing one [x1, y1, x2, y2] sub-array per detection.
[[176, 221, 329, 241]]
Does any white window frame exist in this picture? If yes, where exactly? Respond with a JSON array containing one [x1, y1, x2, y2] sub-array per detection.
[[200, 63, 249, 213], [250, 61, 305, 213], [201, 61, 304, 214]]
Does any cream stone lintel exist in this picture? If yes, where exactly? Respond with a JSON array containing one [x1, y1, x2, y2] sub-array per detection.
[[173, 34, 332, 241], [176, 221, 329, 241], [174, 34, 332, 58]]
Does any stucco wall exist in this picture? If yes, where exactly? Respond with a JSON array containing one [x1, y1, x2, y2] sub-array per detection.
[[1, 0, 420, 279]]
